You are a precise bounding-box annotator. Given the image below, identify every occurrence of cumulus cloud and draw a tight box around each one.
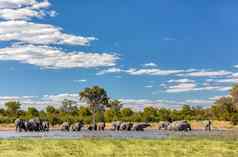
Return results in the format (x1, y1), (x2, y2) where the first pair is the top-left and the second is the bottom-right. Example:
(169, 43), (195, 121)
(168, 78), (195, 83)
(143, 62), (158, 67)
(0, 20), (96, 46)
(164, 81), (231, 93)
(74, 79), (87, 83)
(0, 0), (111, 70)
(178, 70), (232, 77)
(0, 44), (119, 69)
(97, 67), (184, 76)
(0, 0), (52, 20)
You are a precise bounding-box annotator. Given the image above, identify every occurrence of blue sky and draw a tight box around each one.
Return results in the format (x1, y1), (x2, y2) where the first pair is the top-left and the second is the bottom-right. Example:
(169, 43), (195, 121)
(0, 0), (238, 109)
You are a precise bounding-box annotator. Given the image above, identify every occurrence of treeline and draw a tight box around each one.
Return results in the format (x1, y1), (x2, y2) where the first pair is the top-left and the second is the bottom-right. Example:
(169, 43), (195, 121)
(0, 85), (238, 125)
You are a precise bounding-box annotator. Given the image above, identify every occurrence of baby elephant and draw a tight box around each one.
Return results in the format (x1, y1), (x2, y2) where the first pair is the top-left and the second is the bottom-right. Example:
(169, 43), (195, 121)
(70, 122), (84, 131)
(60, 122), (70, 131)
(111, 121), (121, 131)
(120, 122), (133, 131)
(158, 121), (170, 130)
(97, 122), (106, 131)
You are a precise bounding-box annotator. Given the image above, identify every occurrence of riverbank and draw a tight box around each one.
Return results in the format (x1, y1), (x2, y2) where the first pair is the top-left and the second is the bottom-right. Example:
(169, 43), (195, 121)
(1, 120), (237, 131)
(0, 137), (237, 157)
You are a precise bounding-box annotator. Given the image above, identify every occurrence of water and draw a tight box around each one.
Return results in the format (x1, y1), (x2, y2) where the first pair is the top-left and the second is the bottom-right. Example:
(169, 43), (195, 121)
(0, 130), (169, 139)
(0, 129), (233, 139)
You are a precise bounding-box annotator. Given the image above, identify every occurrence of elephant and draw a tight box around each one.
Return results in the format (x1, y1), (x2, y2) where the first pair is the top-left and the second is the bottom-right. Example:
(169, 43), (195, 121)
(88, 124), (97, 131)
(132, 123), (151, 131)
(168, 121), (191, 131)
(70, 122), (84, 131)
(97, 122), (106, 131)
(111, 121), (121, 131)
(60, 122), (70, 131)
(42, 121), (50, 131)
(15, 119), (27, 132)
(203, 120), (212, 131)
(158, 121), (170, 130)
(120, 122), (133, 131)
(22, 118), (40, 132)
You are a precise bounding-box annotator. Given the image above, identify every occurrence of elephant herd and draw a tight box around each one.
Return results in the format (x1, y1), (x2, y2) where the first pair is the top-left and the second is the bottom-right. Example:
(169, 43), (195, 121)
(15, 118), (212, 132)
(60, 121), (151, 131)
(15, 118), (49, 132)
(158, 120), (192, 131)
(158, 120), (212, 131)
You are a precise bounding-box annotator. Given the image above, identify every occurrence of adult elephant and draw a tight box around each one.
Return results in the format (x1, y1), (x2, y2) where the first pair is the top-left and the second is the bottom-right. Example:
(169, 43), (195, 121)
(111, 121), (121, 131)
(132, 123), (151, 131)
(15, 119), (27, 132)
(27, 118), (42, 132)
(42, 121), (50, 131)
(60, 122), (70, 131)
(158, 121), (170, 130)
(97, 122), (106, 131)
(88, 124), (97, 131)
(120, 122), (133, 131)
(168, 120), (191, 131)
(70, 122), (84, 131)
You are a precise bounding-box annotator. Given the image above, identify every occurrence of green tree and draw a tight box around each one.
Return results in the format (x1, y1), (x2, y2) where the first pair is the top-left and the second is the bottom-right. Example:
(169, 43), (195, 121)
(104, 109), (113, 122)
(143, 107), (158, 122)
(180, 105), (193, 120)
(60, 99), (78, 115)
(108, 100), (122, 121)
(5, 101), (21, 117)
(211, 97), (234, 120)
(231, 113), (238, 125)
(46, 105), (57, 114)
(79, 86), (109, 129)
(121, 108), (134, 117)
(26, 107), (39, 118)
(158, 108), (172, 122)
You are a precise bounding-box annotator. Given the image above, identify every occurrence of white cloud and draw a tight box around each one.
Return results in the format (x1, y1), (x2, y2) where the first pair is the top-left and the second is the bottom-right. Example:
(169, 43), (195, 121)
(74, 79), (87, 83)
(209, 96), (224, 101)
(184, 99), (213, 106)
(206, 78), (238, 83)
(144, 85), (153, 88)
(178, 70), (232, 77)
(96, 67), (122, 75)
(143, 62), (158, 67)
(97, 67), (184, 76)
(168, 78), (195, 83)
(0, 20), (96, 46)
(166, 83), (197, 93)
(126, 68), (184, 76)
(165, 81), (231, 93)
(0, 0), (52, 20)
(0, 44), (119, 69)
(234, 65), (238, 68)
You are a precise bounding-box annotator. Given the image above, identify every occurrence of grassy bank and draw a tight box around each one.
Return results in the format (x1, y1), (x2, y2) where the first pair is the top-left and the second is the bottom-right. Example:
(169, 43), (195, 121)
(0, 138), (237, 157)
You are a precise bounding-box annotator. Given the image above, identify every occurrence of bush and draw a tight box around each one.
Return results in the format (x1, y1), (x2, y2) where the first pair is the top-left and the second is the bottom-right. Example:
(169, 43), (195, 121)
(231, 113), (238, 125)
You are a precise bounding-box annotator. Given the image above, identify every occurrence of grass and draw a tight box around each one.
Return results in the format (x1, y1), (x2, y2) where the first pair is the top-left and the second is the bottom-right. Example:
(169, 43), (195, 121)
(0, 138), (237, 157)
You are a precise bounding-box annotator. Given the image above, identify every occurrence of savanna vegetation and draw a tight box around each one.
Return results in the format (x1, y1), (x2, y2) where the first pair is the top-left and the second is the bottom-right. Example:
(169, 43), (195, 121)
(0, 138), (237, 157)
(1, 85), (238, 126)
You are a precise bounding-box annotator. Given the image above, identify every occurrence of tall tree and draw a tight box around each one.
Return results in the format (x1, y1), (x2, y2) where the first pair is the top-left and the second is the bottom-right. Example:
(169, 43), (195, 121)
(79, 86), (109, 130)
(5, 101), (21, 116)
(230, 84), (238, 110)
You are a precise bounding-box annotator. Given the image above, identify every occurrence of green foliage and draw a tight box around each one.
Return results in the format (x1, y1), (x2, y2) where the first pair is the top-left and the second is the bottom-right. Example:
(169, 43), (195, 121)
(5, 101), (21, 116)
(1, 84), (238, 124)
(231, 113), (238, 125)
